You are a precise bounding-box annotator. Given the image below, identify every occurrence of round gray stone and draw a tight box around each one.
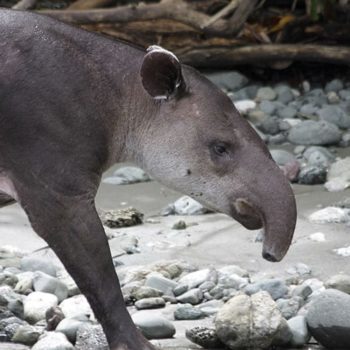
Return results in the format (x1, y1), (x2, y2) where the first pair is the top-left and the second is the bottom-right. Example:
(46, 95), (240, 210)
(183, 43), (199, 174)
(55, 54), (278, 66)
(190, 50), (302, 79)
(288, 120), (341, 145)
(306, 289), (350, 349)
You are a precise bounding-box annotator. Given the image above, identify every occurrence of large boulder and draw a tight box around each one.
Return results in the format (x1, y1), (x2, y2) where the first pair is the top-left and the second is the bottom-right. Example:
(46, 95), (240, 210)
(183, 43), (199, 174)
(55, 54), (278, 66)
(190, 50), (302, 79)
(215, 291), (283, 349)
(306, 289), (350, 349)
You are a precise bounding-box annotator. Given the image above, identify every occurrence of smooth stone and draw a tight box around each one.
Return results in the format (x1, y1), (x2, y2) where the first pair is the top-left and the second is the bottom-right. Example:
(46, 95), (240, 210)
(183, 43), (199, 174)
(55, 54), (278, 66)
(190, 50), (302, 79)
(174, 304), (204, 320)
(56, 317), (88, 343)
(197, 300), (224, 316)
(20, 257), (57, 277)
(0, 272), (18, 288)
(299, 103), (318, 116)
(206, 71), (249, 91)
(287, 316), (310, 347)
(247, 109), (266, 124)
(11, 325), (41, 346)
(75, 324), (108, 350)
(325, 79), (344, 93)
(0, 316), (27, 339)
(33, 272), (68, 303)
(327, 91), (340, 104)
(218, 265), (249, 278)
(0, 344), (30, 350)
(259, 100), (276, 114)
(325, 274), (350, 294)
(325, 157), (350, 192)
(309, 232), (326, 242)
(256, 87), (277, 101)
(177, 288), (203, 305)
(317, 105), (350, 129)
(31, 332), (74, 350)
(59, 295), (93, 319)
(215, 291), (283, 349)
(178, 269), (212, 289)
(303, 146), (335, 167)
(258, 116), (280, 135)
(334, 245), (350, 257)
(309, 207), (350, 224)
(306, 289), (350, 349)
(272, 318), (293, 346)
(234, 100), (256, 114)
(288, 120), (341, 145)
(268, 133), (287, 145)
(277, 106), (297, 119)
(132, 312), (176, 339)
(135, 297), (165, 310)
(186, 326), (225, 349)
(339, 89), (350, 100)
(298, 165), (327, 185)
(15, 272), (34, 294)
(270, 149), (296, 166)
(276, 297), (302, 320)
(162, 196), (210, 215)
(340, 132), (350, 147)
(103, 166), (151, 185)
(24, 292), (58, 324)
(132, 286), (163, 300)
(173, 284), (188, 297)
(275, 85), (294, 104)
(217, 274), (248, 290)
(244, 279), (288, 300)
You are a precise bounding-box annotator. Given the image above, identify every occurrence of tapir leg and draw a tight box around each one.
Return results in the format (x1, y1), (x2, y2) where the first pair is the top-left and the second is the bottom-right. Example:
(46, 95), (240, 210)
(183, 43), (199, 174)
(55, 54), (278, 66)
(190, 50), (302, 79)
(16, 185), (156, 350)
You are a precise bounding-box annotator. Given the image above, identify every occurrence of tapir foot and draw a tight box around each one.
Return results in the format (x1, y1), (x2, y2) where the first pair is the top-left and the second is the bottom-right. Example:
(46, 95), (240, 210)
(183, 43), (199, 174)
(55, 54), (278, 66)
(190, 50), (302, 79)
(110, 333), (158, 350)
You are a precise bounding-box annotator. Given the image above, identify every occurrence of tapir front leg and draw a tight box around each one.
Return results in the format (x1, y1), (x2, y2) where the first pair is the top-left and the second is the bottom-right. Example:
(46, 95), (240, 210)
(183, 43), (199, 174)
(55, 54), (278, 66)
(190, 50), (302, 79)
(17, 187), (156, 350)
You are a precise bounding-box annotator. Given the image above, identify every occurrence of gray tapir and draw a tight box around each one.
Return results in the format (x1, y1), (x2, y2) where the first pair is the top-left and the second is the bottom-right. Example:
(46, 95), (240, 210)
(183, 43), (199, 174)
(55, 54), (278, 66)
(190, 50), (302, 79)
(0, 8), (296, 350)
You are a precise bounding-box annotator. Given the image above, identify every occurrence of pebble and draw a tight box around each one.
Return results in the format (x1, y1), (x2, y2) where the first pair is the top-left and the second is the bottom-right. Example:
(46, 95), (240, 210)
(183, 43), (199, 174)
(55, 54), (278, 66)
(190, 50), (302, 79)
(56, 316), (88, 343)
(234, 100), (256, 114)
(75, 324), (108, 350)
(298, 165), (327, 185)
(215, 291), (282, 349)
(14, 272), (34, 294)
(206, 71), (249, 91)
(277, 106), (297, 119)
(186, 327), (224, 349)
(132, 286), (163, 300)
(11, 325), (41, 346)
(20, 257), (56, 277)
(327, 91), (340, 104)
(325, 274), (350, 294)
(288, 120), (342, 145)
(270, 149), (296, 166)
(259, 100), (276, 114)
(174, 304), (204, 320)
(23, 292), (58, 324)
(31, 332), (74, 350)
(303, 146), (335, 167)
(244, 278), (288, 300)
(309, 206), (350, 224)
(309, 232), (326, 242)
(258, 116), (280, 135)
(177, 288), (203, 305)
(276, 297), (302, 320)
(145, 275), (177, 296)
(306, 289), (350, 349)
(325, 157), (350, 191)
(162, 196), (210, 216)
(178, 269), (212, 289)
(317, 105), (350, 129)
(325, 79), (344, 93)
(275, 85), (294, 104)
(256, 87), (277, 101)
(132, 312), (176, 339)
(135, 297), (165, 310)
(334, 245), (350, 257)
(287, 315), (310, 347)
(102, 166), (151, 185)
(197, 300), (224, 316)
(33, 272), (68, 303)
(59, 295), (93, 319)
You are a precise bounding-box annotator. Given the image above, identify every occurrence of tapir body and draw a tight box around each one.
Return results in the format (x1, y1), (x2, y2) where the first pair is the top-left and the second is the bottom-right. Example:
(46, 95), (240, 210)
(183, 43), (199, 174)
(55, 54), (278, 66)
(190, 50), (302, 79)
(0, 9), (296, 350)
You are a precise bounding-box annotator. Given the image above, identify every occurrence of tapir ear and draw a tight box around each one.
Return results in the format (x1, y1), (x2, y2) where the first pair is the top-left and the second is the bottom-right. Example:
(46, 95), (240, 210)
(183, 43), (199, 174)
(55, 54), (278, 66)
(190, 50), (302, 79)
(141, 45), (184, 100)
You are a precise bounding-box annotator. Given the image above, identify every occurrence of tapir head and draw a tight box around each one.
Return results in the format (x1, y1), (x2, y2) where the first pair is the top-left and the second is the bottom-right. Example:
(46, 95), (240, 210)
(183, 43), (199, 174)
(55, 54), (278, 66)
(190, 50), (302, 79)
(137, 46), (297, 262)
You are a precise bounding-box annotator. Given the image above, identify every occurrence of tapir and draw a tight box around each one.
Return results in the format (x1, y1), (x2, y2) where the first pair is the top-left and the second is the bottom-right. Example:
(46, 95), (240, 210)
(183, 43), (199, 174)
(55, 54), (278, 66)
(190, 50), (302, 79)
(0, 8), (297, 350)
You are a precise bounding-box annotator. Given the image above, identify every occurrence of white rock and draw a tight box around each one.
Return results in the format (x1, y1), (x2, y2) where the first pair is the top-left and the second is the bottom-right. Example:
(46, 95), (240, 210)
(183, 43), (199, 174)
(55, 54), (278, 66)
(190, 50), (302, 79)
(15, 271), (34, 293)
(234, 100), (256, 114)
(59, 295), (94, 320)
(334, 246), (350, 257)
(178, 269), (211, 289)
(32, 331), (74, 350)
(309, 207), (350, 224)
(309, 232), (326, 242)
(325, 157), (350, 191)
(24, 292), (58, 324)
(103, 166), (150, 185)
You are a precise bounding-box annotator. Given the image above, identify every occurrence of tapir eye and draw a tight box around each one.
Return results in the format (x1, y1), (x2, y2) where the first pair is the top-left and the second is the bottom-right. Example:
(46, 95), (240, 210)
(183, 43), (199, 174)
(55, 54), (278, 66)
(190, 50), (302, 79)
(211, 142), (229, 157)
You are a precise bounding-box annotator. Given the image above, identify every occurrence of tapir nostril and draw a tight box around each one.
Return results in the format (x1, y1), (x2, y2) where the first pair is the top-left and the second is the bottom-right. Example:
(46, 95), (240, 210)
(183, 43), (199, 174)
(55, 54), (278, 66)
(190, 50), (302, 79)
(262, 251), (278, 262)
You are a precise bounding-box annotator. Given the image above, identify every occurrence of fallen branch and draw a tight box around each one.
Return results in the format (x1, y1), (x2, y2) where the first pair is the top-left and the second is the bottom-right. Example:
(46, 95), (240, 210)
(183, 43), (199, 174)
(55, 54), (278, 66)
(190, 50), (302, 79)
(68, 0), (115, 10)
(202, 0), (240, 29)
(12, 0), (37, 10)
(179, 44), (350, 68)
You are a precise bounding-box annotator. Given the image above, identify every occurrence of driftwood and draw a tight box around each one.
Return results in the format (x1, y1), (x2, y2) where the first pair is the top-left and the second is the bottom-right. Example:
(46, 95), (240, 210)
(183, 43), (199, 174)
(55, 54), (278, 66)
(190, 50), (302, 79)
(179, 44), (350, 68)
(34, 0), (350, 68)
(12, 0), (37, 10)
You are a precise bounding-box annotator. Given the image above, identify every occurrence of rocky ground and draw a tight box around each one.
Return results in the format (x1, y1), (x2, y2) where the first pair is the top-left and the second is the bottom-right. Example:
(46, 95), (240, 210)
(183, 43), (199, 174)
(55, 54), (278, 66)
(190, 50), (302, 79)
(1, 72), (350, 349)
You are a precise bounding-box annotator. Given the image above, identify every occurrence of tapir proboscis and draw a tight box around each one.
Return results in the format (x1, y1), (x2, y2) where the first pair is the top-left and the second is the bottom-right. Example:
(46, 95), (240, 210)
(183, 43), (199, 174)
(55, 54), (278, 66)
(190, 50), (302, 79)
(0, 9), (297, 350)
